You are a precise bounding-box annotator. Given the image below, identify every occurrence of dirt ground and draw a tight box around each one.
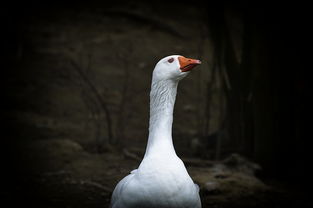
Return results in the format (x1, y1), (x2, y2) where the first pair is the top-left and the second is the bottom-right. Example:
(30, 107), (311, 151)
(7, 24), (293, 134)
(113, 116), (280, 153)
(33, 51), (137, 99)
(3, 139), (310, 208)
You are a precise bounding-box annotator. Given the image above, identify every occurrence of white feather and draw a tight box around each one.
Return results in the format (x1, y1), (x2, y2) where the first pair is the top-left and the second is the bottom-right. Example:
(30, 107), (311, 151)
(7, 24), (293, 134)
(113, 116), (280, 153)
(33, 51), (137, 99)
(110, 55), (201, 208)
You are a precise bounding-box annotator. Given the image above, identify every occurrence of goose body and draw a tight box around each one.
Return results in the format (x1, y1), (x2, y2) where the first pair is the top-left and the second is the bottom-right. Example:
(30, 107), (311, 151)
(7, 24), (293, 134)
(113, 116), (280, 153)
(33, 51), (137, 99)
(110, 55), (202, 208)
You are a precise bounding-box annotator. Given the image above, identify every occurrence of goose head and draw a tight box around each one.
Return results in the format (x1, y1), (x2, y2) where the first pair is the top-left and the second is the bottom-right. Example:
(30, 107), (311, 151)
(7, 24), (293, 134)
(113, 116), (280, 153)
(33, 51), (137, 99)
(153, 55), (201, 81)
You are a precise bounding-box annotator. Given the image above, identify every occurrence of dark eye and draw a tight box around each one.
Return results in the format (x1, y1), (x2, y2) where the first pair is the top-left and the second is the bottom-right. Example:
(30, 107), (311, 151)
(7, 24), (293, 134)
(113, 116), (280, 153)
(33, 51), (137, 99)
(168, 58), (174, 63)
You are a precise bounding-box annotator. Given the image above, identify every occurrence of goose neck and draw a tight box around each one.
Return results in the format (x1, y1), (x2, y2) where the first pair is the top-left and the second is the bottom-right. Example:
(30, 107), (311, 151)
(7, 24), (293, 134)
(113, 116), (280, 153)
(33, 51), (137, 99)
(144, 79), (178, 158)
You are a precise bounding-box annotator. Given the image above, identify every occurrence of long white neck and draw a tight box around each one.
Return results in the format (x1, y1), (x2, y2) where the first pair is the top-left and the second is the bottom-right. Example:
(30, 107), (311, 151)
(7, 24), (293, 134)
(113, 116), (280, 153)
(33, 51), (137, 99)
(144, 78), (179, 158)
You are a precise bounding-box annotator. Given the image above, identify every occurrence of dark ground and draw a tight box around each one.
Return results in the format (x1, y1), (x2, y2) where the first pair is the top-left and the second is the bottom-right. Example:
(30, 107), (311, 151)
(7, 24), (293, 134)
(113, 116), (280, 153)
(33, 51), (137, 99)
(3, 138), (312, 208)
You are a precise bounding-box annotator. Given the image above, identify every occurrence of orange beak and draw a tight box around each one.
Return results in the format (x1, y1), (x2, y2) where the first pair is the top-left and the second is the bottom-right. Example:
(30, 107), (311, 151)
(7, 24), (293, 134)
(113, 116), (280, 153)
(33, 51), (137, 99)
(178, 56), (201, 72)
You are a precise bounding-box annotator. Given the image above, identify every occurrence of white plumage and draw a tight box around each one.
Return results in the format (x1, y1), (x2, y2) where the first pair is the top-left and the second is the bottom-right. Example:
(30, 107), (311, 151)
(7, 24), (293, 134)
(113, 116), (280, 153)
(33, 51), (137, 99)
(110, 55), (202, 208)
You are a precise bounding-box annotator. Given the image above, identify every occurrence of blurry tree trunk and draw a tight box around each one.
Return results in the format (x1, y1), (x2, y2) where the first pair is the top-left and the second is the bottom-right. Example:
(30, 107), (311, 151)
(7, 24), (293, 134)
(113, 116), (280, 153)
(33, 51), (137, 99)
(239, 11), (256, 157)
(206, 4), (227, 159)
(202, 58), (216, 138)
(247, 8), (280, 171)
(206, 3), (258, 159)
(197, 27), (208, 137)
(205, 3), (299, 178)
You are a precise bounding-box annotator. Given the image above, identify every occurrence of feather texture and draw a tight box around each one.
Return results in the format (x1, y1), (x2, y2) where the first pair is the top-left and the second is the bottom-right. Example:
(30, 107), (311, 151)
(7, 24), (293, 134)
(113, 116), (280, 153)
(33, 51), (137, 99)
(110, 55), (201, 208)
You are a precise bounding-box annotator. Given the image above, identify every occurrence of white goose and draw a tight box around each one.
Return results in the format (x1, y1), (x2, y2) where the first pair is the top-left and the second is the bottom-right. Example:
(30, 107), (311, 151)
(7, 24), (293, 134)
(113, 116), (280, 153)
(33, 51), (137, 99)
(110, 55), (202, 208)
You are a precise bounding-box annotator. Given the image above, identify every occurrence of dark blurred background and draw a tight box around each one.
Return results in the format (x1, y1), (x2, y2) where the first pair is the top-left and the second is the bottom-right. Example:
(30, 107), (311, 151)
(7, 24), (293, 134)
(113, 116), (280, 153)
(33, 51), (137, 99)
(2, 1), (311, 207)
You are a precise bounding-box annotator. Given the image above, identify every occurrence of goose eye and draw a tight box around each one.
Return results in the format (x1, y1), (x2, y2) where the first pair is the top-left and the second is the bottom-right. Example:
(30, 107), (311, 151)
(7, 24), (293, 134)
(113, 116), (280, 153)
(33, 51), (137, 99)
(168, 58), (174, 63)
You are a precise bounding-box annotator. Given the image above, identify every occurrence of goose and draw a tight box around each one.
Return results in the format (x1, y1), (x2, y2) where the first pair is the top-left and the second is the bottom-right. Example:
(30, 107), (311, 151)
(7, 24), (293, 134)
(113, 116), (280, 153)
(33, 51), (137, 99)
(110, 55), (202, 208)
